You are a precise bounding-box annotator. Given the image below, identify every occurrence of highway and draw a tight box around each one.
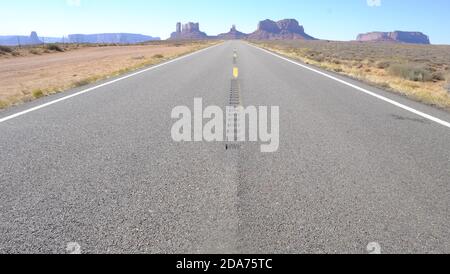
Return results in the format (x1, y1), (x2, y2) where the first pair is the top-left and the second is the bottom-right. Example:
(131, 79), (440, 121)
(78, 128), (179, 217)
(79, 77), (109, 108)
(0, 41), (449, 254)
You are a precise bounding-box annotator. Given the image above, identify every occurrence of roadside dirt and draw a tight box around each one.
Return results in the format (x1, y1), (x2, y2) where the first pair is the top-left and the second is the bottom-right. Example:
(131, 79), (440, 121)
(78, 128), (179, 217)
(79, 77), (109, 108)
(0, 42), (210, 108)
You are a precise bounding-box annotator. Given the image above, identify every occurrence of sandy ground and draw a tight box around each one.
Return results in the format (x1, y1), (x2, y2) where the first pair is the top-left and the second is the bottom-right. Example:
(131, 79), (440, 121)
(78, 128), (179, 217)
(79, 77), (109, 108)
(0, 43), (206, 108)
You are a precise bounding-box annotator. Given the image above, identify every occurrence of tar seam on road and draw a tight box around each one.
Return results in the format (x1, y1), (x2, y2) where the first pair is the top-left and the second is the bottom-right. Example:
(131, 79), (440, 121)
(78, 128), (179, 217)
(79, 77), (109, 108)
(249, 43), (450, 129)
(0, 43), (223, 125)
(226, 50), (242, 150)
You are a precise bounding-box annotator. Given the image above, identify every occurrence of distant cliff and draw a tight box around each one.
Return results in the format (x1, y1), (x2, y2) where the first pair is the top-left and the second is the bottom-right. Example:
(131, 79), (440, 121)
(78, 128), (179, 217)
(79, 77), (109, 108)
(169, 22), (209, 40)
(248, 19), (316, 40)
(0, 31), (42, 46)
(68, 33), (160, 44)
(356, 31), (430, 44)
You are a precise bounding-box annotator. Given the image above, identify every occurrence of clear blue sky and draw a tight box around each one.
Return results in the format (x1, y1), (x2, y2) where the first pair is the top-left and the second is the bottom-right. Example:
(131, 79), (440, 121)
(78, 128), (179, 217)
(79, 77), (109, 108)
(1, 0), (449, 44)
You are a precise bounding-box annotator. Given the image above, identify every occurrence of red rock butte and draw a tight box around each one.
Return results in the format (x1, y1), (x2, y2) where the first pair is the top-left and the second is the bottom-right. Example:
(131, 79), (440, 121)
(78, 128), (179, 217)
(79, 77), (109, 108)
(356, 31), (430, 44)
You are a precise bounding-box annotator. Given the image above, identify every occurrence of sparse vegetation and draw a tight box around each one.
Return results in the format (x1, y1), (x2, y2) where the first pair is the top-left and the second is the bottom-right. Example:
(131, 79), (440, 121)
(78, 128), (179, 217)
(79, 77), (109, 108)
(45, 44), (64, 52)
(389, 64), (432, 82)
(252, 40), (450, 111)
(153, 54), (164, 59)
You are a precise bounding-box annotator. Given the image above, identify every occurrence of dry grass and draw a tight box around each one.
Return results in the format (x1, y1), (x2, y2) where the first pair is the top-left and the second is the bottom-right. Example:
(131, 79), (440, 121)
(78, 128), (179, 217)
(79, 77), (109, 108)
(0, 40), (219, 109)
(251, 40), (450, 111)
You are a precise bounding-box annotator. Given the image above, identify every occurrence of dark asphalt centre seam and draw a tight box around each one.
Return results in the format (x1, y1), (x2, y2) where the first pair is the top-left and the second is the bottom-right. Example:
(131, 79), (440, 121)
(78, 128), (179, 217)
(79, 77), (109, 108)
(226, 49), (243, 149)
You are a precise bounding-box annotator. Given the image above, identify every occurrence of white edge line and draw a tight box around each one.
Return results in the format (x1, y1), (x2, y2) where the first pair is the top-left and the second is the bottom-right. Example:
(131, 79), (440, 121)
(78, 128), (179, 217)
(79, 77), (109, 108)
(249, 43), (450, 129)
(0, 43), (222, 124)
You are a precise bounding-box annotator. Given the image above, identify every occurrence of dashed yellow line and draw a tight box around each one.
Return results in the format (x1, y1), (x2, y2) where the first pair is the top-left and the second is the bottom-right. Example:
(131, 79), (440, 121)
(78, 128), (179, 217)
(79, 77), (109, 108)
(233, 67), (239, 78)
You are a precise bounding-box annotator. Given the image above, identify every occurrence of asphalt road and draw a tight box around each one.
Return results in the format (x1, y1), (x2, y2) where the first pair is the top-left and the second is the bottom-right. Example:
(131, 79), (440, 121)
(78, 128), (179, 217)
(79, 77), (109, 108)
(0, 41), (449, 254)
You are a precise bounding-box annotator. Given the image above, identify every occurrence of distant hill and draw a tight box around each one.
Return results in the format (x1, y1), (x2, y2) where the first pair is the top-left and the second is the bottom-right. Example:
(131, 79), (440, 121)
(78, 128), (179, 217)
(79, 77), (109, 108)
(68, 33), (160, 44)
(356, 31), (430, 44)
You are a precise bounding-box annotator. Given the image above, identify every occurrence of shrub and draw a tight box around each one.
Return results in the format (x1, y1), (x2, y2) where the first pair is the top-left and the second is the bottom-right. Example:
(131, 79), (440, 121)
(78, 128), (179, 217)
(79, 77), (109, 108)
(306, 50), (321, 58)
(29, 49), (41, 55)
(153, 54), (164, 59)
(389, 64), (432, 82)
(45, 44), (64, 52)
(32, 90), (44, 98)
(310, 55), (324, 62)
(73, 79), (91, 87)
(376, 61), (391, 69)
(332, 59), (341, 65)
(0, 100), (8, 109)
(379, 82), (391, 89)
(431, 72), (445, 82)
(0, 45), (13, 53)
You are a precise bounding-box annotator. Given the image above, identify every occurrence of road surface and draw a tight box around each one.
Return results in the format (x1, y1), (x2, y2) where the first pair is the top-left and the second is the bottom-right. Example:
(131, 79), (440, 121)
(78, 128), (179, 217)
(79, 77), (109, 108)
(0, 41), (449, 254)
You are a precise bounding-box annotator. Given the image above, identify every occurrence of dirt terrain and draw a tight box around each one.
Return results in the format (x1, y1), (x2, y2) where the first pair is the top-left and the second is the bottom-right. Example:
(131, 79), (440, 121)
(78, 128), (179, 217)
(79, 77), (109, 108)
(0, 41), (215, 109)
(252, 40), (450, 111)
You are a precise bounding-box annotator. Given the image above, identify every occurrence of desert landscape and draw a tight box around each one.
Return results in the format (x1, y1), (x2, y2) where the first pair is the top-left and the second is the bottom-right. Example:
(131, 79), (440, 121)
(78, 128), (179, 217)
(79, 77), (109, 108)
(0, 41), (217, 109)
(2, 18), (449, 111)
(251, 40), (450, 110)
(1, 0), (450, 256)
(165, 18), (450, 111)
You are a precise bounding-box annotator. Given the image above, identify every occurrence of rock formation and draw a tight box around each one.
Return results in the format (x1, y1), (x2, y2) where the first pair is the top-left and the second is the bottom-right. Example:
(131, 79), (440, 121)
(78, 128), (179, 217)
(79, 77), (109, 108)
(217, 25), (248, 40)
(29, 31), (42, 44)
(356, 31), (430, 44)
(248, 19), (316, 40)
(169, 22), (209, 40)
